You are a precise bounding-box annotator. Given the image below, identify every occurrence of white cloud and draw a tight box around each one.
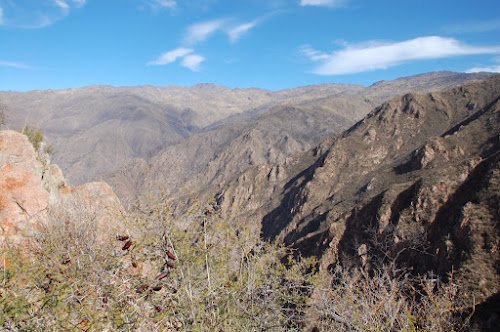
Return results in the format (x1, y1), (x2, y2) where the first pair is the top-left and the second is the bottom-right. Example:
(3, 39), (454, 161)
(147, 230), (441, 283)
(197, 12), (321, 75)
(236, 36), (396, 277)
(303, 36), (500, 75)
(466, 58), (500, 73)
(54, 0), (85, 9)
(300, 0), (347, 7)
(300, 45), (329, 61)
(0, 61), (30, 69)
(0, 0), (86, 28)
(183, 19), (227, 45)
(147, 47), (204, 72)
(181, 54), (205, 71)
(147, 47), (193, 66)
(150, 16), (261, 72)
(54, 0), (69, 9)
(466, 65), (500, 73)
(145, 0), (176, 10)
(183, 18), (261, 45)
(227, 20), (258, 43)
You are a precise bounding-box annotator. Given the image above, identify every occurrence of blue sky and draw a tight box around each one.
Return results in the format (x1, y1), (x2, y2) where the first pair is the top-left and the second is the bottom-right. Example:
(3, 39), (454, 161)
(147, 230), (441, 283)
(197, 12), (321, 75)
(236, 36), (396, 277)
(1, 0), (500, 91)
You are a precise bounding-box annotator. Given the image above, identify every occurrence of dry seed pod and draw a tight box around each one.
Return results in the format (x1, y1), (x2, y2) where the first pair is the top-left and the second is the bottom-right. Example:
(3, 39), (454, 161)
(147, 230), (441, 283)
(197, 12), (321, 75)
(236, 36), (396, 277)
(152, 286), (162, 292)
(136, 284), (149, 293)
(155, 270), (169, 280)
(165, 250), (177, 260)
(131, 254), (138, 268)
(116, 235), (129, 241)
(122, 239), (132, 250)
(166, 261), (175, 269)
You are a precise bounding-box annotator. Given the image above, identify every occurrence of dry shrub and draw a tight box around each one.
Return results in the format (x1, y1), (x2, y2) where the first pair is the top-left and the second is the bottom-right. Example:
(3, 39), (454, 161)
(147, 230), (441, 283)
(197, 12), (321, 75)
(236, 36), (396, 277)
(310, 266), (471, 331)
(0, 190), (473, 331)
(1, 194), (317, 331)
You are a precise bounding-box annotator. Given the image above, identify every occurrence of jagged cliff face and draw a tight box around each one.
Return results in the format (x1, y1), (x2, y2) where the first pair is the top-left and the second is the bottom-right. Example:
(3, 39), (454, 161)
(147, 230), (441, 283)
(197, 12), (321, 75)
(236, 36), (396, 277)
(0, 130), (123, 244)
(215, 75), (500, 304)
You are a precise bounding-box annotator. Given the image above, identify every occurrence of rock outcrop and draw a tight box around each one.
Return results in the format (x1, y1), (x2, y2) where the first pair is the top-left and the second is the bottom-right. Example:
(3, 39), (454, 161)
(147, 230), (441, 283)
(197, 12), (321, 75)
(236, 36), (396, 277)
(0, 130), (123, 244)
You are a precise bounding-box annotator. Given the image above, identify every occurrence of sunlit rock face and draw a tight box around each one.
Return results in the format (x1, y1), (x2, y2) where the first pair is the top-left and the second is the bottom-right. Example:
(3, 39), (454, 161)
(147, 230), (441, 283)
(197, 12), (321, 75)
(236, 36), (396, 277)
(0, 130), (123, 244)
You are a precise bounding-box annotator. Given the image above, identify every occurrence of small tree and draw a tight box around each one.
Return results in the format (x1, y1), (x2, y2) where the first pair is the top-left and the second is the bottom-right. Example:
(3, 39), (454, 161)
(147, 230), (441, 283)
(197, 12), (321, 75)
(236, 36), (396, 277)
(0, 101), (6, 128)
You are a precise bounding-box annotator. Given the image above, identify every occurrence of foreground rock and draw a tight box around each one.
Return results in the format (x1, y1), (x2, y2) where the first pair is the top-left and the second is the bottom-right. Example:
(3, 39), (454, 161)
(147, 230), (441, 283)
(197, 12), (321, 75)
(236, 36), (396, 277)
(0, 130), (123, 244)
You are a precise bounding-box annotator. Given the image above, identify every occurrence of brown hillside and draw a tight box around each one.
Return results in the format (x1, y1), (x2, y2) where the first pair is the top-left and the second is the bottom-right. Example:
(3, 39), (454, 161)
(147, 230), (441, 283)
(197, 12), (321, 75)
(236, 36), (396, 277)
(212, 75), (500, 327)
(104, 72), (493, 206)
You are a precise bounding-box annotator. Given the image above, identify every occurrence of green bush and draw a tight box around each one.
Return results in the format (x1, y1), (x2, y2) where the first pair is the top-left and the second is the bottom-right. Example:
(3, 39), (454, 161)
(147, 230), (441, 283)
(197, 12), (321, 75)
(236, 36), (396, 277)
(20, 125), (44, 152)
(0, 104), (6, 127)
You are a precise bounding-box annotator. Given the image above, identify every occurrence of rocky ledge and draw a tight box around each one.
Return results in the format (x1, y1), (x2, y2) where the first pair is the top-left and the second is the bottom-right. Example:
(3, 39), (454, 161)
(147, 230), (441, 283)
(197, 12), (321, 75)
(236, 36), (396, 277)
(0, 130), (123, 244)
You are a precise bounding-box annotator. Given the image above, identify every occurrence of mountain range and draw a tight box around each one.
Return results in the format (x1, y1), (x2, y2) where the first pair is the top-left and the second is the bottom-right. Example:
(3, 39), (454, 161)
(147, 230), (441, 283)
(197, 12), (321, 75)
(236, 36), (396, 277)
(0, 71), (492, 188)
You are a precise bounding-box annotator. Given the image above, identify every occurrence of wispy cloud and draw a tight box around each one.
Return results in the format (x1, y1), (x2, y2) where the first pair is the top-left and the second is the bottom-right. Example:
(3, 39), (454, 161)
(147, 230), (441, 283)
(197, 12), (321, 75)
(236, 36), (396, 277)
(466, 57), (500, 73)
(0, 61), (31, 69)
(300, 45), (330, 61)
(184, 17), (262, 45)
(151, 16), (262, 72)
(299, 0), (347, 8)
(147, 47), (204, 72)
(54, 0), (86, 9)
(302, 36), (500, 75)
(54, 0), (70, 10)
(183, 19), (227, 45)
(147, 47), (193, 66)
(181, 54), (205, 71)
(144, 0), (176, 10)
(444, 19), (500, 34)
(0, 0), (86, 28)
(466, 64), (500, 73)
(227, 20), (258, 43)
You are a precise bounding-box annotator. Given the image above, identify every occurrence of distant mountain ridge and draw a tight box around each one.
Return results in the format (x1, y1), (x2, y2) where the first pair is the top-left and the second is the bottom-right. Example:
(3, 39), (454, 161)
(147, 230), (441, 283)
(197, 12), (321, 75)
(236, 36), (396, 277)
(0, 81), (365, 184)
(102, 71), (493, 205)
(0, 71), (492, 187)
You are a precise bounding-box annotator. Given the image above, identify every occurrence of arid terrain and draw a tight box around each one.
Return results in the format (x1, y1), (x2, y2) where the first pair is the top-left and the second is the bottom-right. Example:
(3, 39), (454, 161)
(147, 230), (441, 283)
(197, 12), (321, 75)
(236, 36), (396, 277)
(1, 71), (499, 330)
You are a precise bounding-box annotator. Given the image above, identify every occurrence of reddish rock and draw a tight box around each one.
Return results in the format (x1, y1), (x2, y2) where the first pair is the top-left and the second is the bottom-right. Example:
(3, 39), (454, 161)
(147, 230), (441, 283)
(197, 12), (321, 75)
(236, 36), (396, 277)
(0, 130), (123, 244)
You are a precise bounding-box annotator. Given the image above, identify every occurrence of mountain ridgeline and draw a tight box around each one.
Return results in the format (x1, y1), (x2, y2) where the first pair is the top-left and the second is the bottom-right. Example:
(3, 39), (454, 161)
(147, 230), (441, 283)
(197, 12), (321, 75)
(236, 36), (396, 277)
(0, 71), (492, 186)
(101, 71), (493, 205)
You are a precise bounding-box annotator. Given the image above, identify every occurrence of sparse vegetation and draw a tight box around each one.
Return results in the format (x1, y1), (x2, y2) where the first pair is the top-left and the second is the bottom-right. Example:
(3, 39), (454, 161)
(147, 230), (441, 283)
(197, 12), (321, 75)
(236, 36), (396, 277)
(0, 101), (6, 128)
(0, 194), (317, 330)
(20, 125), (45, 152)
(0, 192), (473, 331)
(18, 125), (54, 172)
(310, 267), (470, 331)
